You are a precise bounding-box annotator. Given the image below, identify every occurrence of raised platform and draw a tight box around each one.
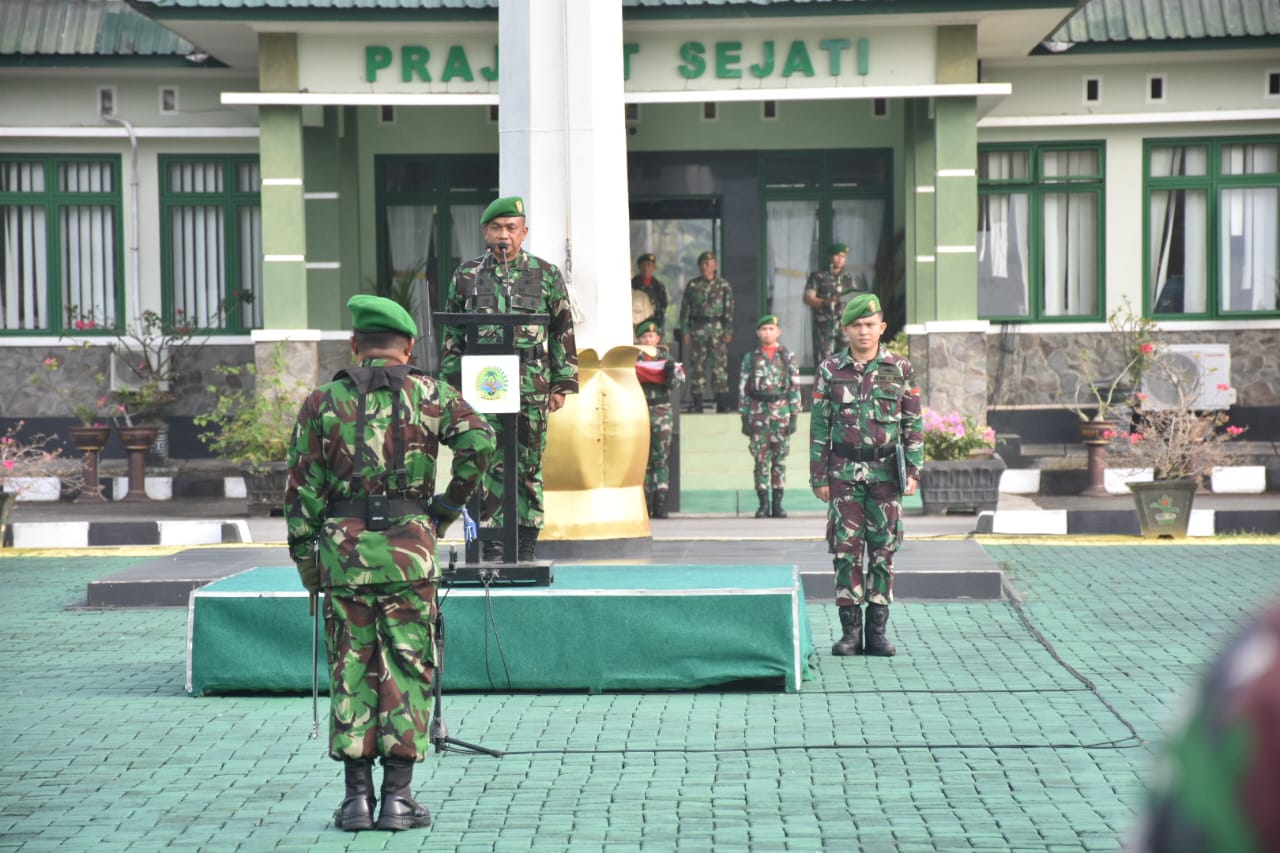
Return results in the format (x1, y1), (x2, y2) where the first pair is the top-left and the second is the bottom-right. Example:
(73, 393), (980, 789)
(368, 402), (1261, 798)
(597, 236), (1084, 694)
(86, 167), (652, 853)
(186, 563), (816, 696)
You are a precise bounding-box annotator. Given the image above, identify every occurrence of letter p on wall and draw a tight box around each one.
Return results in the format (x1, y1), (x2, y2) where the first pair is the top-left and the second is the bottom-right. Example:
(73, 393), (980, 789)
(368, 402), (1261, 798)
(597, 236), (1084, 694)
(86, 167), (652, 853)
(365, 45), (393, 82)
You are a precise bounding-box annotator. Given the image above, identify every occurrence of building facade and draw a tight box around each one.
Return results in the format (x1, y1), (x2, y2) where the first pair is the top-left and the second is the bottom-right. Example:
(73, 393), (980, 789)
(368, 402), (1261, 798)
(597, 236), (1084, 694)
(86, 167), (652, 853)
(2, 0), (1277, 451)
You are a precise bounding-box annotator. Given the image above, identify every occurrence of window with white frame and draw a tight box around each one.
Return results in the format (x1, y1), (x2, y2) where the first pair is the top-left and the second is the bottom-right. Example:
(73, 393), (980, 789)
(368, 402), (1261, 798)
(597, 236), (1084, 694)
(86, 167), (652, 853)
(159, 156), (262, 330)
(0, 156), (121, 334)
(977, 143), (1104, 321)
(1146, 137), (1279, 317)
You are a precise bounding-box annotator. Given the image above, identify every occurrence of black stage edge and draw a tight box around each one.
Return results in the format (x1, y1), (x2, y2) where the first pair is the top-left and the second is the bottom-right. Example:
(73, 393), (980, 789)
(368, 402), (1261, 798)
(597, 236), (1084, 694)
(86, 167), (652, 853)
(86, 546), (287, 607)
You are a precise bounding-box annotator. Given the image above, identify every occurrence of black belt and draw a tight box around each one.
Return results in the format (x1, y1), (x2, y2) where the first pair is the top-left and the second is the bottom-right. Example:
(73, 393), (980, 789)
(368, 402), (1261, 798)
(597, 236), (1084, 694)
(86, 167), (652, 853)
(749, 392), (782, 401)
(518, 345), (547, 363)
(329, 498), (428, 518)
(830, 443), (895, 462)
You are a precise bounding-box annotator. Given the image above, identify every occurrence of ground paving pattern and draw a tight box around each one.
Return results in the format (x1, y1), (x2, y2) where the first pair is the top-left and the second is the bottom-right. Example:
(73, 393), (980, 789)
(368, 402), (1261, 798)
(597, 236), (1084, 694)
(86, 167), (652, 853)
(2, 540), (1278, 851)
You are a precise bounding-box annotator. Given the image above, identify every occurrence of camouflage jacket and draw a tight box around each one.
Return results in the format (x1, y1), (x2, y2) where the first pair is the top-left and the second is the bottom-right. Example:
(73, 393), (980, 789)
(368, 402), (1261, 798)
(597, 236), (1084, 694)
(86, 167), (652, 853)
(738, 345), (801, 420)
(285, 359), (496, 588)
(441, 249), (579, 396)
(805, 268), (869, 331)
(809, 347), (924, 487)
(631, 275), (669, 330)
(679, 276), (734, 332)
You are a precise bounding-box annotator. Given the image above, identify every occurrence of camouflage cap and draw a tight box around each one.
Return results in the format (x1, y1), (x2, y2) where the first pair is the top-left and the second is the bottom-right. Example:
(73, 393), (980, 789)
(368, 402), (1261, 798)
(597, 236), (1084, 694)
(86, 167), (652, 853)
(636, 253), (656, 265)
(482, 195), (525, 224)
(756, 314), (780, 329)
(347, 294), (418, 337)
(697, 251), (716, 265)
(635, 319), (660, 338)
(828, 242), (849, 256)
(841, 292), (882, 325)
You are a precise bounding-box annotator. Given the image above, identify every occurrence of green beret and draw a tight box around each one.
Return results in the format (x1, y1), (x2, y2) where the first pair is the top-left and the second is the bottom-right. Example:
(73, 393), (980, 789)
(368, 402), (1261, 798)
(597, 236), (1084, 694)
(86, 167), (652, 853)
(697, 251), (716, 265)
(756, 314), (780, 329)
(841, 293), (882, 326)
(347, 294), (418, 337)
(637, 253), (655, 265)
(481, 196), (525, 225)
(635, 319), (660, 338)
(828, 242), (849, 256)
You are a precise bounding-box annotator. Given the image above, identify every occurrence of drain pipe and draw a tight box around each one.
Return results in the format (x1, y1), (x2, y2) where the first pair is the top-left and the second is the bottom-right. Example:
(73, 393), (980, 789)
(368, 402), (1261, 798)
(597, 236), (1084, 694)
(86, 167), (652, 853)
(101, 113), (141, 326)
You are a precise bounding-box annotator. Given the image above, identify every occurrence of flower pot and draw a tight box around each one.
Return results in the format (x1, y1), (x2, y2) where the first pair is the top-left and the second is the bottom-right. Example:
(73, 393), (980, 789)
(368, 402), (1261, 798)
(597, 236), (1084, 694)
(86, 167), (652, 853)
(920, 455), (1006, 515)
(242, 462), (288, 517)
(1128, 479), (1197, 539)
(67, 425), (112, 496)
(117, 426), (159, 502)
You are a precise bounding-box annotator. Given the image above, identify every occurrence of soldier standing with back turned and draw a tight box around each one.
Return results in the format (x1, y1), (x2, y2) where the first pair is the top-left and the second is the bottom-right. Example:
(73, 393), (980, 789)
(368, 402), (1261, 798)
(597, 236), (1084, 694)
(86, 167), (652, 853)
(285, 295), (495, 832)
(810, 293), (922, 658)
(680, 250), (734, 413)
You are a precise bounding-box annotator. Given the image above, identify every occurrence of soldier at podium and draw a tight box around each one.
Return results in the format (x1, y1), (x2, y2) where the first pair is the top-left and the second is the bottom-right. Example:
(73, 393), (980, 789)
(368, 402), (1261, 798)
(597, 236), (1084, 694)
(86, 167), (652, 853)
(440, 196), (579, 562)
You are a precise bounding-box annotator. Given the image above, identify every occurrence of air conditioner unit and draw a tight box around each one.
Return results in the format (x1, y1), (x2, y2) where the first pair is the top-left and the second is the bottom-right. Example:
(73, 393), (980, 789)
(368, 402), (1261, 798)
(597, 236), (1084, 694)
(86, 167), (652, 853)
(1140, 344), (1235, 411)
(109, 348), (169, 392)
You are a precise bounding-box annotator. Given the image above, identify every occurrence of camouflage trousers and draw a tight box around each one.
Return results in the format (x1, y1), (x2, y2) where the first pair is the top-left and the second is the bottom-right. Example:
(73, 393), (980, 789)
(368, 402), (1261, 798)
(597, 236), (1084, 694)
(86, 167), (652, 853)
(480, 396), (549, 529)
(687, 325), (730, 397)
(645, 400), (674, 496)
(325, 582), (437, 762)
(825, 478), (903, 606)
(747, 412), (790, 491)
(812, 318), (842, 364)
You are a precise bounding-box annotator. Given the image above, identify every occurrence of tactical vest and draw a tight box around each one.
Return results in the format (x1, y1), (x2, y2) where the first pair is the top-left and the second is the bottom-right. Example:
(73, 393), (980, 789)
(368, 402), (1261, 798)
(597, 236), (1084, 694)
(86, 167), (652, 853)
(457, 263), (544, 314)
(745, 347), (793, 400)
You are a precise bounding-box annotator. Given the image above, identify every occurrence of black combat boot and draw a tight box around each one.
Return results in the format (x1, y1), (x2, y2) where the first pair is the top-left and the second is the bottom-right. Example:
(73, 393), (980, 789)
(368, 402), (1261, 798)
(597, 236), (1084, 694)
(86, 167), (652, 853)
(645, 491), (655, 518)
(334, 758), (376, 832)
(375, 757), (432, 831)
(864, 603), (897, 657)
(651, 490), (669, 519)
(715, 397), (734, 414)
(770, 488), (787, 518)
(481, 539), (503, 562)
(517, 526), (539, 562)
(690, 393), (703, 413)
(830, 606), (863, 656)
(754, 490), (770, 518)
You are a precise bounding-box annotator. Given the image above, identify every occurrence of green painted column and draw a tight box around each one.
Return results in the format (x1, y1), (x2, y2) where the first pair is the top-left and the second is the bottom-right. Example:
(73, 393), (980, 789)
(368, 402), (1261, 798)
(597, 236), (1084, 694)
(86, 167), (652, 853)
(905, 99), (936, 327)
(257, 33), (309, 330)
(302, 106), (344, 331)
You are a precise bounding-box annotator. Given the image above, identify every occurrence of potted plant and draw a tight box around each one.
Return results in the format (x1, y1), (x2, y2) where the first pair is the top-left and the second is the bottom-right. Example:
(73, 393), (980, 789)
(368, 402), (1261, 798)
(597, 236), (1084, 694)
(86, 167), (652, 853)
(918, 409), (1004, 515)
(1, 422), (92, 544)
(1105, 376), (1247, 539)
(193, 342), (309, 516)
(28, 347), (117, 494)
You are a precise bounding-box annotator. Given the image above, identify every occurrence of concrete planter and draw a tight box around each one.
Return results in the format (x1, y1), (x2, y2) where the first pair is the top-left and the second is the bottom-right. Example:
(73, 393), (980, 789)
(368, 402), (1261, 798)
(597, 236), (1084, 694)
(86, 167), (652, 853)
(921, 455), (1007, 515)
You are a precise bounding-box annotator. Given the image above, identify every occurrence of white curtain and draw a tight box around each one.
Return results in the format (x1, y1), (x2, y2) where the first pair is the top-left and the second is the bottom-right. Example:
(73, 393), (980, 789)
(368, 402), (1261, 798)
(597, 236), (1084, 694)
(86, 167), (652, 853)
(977, 152), (1030, 317)
(1, 205), (48, 330)
(451, 204), (484, 263)
(831, 199), (885, 286)
(1042, 192), (1097, 317)
(386, 204), (435, 279)
(59, 205), (116, 325)
(170, 205), (225, 327)
(765, 200), (818, 367)
(1149, 146), (1208, 313)
(1220, 143), (1278, 312)
(238, 206), (263, 328)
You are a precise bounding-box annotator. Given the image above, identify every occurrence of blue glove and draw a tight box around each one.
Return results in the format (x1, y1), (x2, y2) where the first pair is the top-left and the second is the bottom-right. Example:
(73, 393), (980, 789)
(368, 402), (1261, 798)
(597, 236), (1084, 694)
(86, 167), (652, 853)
(427, 494), (464, 538)
(460, 506), (477, 543)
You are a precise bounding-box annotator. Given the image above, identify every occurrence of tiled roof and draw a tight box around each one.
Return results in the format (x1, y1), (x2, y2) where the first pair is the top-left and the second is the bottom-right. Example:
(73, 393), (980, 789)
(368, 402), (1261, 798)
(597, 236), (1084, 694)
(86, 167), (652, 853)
(1050, 0), (1280, 43)
(0, 0), (193, 56)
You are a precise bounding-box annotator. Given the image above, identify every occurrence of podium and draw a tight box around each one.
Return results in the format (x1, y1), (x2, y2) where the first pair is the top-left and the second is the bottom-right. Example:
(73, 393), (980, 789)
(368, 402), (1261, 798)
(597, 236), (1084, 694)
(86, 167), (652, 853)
(435, 310), (550, 576)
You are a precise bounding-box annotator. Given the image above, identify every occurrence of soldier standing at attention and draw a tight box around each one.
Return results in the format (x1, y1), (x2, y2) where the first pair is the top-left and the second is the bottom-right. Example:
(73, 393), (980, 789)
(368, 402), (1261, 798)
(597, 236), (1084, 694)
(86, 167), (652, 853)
(810, 293), (922, 658)
(738, 314), (801, 519)
(679, 250), (734, 413)
(803, 242), (870, 364)
(440, 196), (578, 562)
(285, 295), (495, 832)
(630, 253), (668, 334)
(634, 319), (682, 519)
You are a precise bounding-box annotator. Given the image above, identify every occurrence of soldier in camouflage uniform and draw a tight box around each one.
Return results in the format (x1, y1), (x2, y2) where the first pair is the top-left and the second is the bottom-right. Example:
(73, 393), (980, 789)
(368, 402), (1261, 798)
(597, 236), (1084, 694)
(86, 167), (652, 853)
(631, 253), (669, 334)
(738, 314), (801, 519)
(286, 295), (495, 832)
(1138, 602), (1280, 851)
(810, 293), (922, 658)
(679, 250), (734, 413)
(635, 319), (682, 519)
(440, 196), (578, 562)
(803, 242), (871, 364)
